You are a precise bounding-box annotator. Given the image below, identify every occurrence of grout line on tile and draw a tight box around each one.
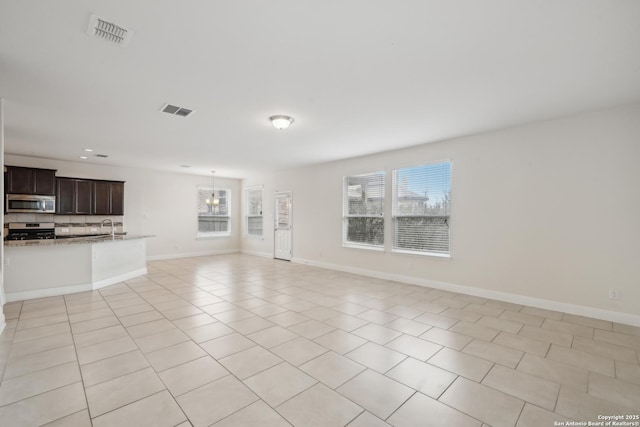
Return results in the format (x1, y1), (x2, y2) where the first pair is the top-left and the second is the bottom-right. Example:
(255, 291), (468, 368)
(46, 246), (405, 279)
(88, 389), (179, 422)
(380, 390), (417, 422)
(0, 380), (85, 410)
(61, 297), (93, 419)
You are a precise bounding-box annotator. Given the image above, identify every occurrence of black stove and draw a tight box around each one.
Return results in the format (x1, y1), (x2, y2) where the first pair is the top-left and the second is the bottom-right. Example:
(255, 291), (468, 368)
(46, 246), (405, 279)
(6, 223), (56, 241)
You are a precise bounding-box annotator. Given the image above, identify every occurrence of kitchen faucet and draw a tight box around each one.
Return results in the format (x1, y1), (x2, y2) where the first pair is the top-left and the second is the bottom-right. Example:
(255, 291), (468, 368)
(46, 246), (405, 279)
(101, 219), (115, 238)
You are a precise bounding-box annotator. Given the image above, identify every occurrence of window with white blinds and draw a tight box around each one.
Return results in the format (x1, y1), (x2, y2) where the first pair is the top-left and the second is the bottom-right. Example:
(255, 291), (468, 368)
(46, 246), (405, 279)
(392, 162), (451, 256)
(245, 186), (263, 237)
(343, 171), (385, 249)
(197, 186), (231, 237)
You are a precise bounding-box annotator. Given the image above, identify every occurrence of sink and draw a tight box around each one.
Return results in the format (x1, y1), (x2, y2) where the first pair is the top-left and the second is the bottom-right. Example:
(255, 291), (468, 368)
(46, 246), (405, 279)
(56, 233), (126, 240)
(55, 234), (114, 241)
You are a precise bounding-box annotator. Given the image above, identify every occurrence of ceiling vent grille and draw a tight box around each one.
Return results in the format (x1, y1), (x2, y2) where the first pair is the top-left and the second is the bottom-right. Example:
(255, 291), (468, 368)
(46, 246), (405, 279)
(87, 14), (133, 46)
(161, 104), (195, 118)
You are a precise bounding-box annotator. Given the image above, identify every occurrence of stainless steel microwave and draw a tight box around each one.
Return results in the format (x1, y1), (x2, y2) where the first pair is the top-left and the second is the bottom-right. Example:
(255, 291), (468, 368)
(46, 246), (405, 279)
(6, 194), (56, 213)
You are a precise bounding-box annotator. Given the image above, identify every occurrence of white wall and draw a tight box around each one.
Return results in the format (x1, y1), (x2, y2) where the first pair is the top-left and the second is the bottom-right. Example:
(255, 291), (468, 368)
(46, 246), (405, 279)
(4, 155), (241, 259)
(242, 104), (640, 321)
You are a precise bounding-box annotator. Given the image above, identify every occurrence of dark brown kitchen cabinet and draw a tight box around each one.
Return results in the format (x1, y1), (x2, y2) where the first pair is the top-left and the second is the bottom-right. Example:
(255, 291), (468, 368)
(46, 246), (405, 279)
(56, 178), (93, 215)
(75, 180), (93, 214)
(93, 181), (110, 214)
(92, 181), (124, 215)
(6, 166), (56, 195)
(109, 181), (124, 215)
(56, 178), (76, 214)
(57, 177), (125, 215)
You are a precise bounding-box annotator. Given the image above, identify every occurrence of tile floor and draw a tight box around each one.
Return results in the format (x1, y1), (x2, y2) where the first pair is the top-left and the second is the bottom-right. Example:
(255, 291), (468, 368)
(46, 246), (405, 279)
(0, 254), (639, 427)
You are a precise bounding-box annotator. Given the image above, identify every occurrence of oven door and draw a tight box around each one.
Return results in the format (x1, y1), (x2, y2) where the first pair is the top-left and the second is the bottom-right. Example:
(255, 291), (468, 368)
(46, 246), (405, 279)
(6, 195), (56, 213)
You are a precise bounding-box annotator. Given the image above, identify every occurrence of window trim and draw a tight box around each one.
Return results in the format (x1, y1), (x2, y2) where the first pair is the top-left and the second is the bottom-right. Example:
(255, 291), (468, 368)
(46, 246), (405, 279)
(391, 247), (451, 259)
(244, 185), (264, 239)
(197, 185), (231, 238)
(343, 241), (385, 251)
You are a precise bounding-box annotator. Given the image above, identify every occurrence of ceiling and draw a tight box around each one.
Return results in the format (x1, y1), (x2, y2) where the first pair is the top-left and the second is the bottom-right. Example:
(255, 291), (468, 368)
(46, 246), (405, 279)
(1, 1), (639, 179)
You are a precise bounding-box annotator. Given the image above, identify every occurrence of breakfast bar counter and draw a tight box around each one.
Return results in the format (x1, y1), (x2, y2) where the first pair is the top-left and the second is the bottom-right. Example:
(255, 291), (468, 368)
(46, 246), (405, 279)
(4, 234), (151, 247)
(3, 235), (152, 302)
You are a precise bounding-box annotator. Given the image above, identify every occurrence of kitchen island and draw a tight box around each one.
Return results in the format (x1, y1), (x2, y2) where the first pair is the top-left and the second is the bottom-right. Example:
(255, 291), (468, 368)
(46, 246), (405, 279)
(4, 235), (152, 302)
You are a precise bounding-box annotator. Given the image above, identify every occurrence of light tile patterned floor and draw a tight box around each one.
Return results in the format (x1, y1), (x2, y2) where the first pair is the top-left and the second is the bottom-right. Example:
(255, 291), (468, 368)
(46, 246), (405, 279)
(1, 254), (639, 427)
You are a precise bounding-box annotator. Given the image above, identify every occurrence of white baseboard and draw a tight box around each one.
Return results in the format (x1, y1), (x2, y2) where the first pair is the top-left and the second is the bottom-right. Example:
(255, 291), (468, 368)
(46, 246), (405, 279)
(92, 268), (148, 290)
(5, 268), (148, 302)
(241, 249), (273, 259)
(291, 257), (640, 327)
(6, 284), (93, 302)
(0, 313), (6, 336)
(146, 249), (240, 261)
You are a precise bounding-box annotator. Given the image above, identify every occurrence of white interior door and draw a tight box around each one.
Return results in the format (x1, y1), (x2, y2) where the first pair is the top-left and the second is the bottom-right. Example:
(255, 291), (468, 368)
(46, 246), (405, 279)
(274, 192), (292, 261)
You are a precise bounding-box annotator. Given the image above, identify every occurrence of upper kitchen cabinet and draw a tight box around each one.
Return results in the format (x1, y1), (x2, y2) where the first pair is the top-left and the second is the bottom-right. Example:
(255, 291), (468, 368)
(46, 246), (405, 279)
(93, 181), (110, 214)
(57, 177), (124, 215)
(75, 179), (93, 214)
(56, 177), (93, 215)
(56, 178), (75, 214)
(93, 180), (125, 215)
(110, 181), (124, 215)
(6, 166), (56, 195)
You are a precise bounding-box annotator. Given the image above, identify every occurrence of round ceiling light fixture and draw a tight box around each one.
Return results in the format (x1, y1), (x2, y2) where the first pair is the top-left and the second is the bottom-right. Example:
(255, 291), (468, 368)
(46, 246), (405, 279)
(269, 115), (294, 130)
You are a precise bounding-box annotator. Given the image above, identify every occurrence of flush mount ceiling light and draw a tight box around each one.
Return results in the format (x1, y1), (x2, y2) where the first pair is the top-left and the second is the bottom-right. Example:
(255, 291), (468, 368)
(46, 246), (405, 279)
(270, 115), (294, 130)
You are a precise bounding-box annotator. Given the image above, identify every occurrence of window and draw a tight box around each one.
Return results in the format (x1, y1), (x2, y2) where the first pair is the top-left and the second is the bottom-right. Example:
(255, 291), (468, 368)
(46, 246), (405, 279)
(392, 162), (451, 256)
(197, 186), (231, 237)
(343, 171), (385, 249)
(245, 186), (263, 237)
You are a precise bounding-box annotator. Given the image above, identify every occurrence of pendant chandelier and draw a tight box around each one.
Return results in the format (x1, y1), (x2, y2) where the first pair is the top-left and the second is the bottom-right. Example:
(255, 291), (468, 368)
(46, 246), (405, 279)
(206, 171), (219, 211)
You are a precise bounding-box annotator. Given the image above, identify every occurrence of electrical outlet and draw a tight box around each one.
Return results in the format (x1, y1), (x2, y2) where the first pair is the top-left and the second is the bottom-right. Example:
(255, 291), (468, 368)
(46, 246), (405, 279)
(608, 289), (620, 300)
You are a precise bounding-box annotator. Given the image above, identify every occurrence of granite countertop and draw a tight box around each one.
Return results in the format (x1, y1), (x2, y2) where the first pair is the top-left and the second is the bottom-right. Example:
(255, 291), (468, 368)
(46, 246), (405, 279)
(5, 234), (154, 247)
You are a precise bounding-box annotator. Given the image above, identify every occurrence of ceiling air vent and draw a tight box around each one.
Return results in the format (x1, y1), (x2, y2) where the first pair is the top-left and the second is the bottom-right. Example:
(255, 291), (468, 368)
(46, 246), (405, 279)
(161, 104), (195, 118)
(87, 14), (133, 46)
(95, 154), (109, 158)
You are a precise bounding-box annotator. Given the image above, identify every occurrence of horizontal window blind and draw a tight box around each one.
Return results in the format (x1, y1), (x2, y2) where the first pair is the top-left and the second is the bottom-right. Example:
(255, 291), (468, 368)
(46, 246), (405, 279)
(392, 162), (450, 255)
(198, 187), (231, 235)
(247, 217), (263, 236)
(343, 171), (385, 247)
(246, 187), (263, 237)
